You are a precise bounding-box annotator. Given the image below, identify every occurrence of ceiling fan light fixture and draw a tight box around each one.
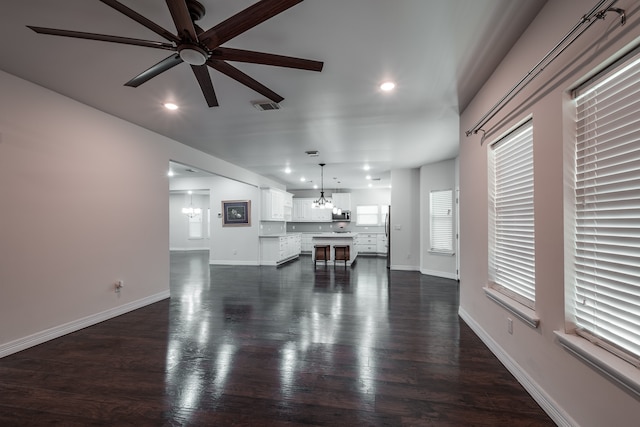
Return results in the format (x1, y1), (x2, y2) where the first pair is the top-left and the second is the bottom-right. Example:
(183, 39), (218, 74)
(178, 45), (208, 66)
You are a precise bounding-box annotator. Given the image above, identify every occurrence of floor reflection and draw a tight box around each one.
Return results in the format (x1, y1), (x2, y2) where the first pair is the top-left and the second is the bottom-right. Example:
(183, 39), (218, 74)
(165, 252), (464, 424)
(166, 253), (393, 414)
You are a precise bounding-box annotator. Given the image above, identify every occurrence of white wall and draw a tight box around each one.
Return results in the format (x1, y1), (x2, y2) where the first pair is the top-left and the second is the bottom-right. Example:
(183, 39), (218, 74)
(170, 176), (261, 265)
(390, 168), (421, 271)
(459, 1), (640, 425)
(0, 70), (280, 356)
(420, 159), (457, 279)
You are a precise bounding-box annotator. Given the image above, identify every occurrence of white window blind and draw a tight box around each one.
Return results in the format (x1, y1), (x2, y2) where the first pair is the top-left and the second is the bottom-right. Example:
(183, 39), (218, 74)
(356, 205), (380, 226)
(489, 121), (535, 308)
(430, 190), (453, 252)
(571, 54), (640, 362)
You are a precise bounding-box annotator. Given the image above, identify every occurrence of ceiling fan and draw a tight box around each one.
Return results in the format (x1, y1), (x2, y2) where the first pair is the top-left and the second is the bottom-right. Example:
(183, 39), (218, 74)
(27, 0), (323, 107)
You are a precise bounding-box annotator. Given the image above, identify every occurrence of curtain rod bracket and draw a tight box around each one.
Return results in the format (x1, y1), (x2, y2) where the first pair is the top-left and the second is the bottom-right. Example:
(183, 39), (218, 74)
(464, 0), (623, 139)
(609, 7), (626, 25)
(595, 7), (626, 25)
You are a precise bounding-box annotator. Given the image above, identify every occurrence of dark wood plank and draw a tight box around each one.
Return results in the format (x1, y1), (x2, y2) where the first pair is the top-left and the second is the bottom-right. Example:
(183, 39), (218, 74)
(0, 252), (555, 426)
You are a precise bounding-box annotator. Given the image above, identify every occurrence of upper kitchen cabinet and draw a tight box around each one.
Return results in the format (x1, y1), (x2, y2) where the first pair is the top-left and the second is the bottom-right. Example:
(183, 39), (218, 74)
(292, 198), (332, 222)
(332, 193), (351, 211)
(261, 188), (293, 221)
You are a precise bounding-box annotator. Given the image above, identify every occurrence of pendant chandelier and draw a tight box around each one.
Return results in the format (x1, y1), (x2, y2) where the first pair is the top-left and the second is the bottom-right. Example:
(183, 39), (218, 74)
(312, 163), (333, 209)
(182, 191), (203, 218)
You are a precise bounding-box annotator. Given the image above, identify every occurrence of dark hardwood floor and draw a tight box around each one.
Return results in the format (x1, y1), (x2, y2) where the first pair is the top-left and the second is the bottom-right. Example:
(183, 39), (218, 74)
(0, 252), (555, 426)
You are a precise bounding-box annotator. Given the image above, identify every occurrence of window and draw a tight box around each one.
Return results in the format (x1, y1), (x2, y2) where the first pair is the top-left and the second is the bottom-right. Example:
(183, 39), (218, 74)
(568, 53), (640, 364)
(430, 189), (453, 253)
(356, 205), (380, 226)
(488, 120), (535, 308)
(188, 212), (203, 239)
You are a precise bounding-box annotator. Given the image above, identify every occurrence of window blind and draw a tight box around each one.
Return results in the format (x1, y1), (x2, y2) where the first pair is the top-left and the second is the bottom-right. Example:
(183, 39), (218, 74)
(572, 54), (640, 361)
(430, 189), (453, 252)
(489, 121), (535, 307)
(356, 205), (379, 226)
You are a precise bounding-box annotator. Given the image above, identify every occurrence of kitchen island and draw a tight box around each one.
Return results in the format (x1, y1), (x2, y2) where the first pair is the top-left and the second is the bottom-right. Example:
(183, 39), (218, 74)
(311, 232), (358, 266)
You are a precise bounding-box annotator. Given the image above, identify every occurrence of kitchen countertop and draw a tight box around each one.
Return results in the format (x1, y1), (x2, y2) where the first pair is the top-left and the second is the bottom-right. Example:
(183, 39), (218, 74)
(310, 232), (358, 238)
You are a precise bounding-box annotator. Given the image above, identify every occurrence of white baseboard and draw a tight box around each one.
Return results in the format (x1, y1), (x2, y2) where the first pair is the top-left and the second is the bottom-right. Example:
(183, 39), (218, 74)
(209, 259), (259, 266)
(0, 290), (170, 359)
(420, 268), (457, 280)
(169, 247), (209, 251)
(390, 264), (420, 271)
(458, 307), (577, 427)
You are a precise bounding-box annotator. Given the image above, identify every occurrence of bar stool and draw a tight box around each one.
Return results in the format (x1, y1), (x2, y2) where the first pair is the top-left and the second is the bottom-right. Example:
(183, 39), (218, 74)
(333, 245), (350, 268)
(314, 245), (330, 268)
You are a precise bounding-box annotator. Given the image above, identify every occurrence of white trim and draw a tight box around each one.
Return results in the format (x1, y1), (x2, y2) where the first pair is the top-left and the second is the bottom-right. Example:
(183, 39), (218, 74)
(459, 308), (577, 427)
(0, 290), (170, 359)
(209, 259), (260, 266)
(420, 269), (458, 280)
(484, 286), (540, 328)
(390, 264), (420, 272)
(427, 250), (455, 256)
(259, 255), (301, 266)
(170, 247), (209, 251)
(554, 331), (640, 399)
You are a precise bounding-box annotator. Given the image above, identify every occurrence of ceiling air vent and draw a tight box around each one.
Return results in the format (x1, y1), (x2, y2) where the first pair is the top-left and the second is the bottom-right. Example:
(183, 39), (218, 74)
(305, 150), (319, 157)
(252, 100), (281, 111)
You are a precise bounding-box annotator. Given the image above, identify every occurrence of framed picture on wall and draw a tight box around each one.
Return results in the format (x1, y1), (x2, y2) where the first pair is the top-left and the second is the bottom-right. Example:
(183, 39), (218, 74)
(222, 200), (251, 227)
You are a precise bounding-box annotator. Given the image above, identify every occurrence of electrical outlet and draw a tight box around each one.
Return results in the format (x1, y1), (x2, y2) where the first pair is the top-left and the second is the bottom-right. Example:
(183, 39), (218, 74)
(507, 317), (513, 335)
(115, 280), (124, 293)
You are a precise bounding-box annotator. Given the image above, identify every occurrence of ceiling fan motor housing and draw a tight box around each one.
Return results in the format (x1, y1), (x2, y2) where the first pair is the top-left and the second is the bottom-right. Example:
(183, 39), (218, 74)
(178, 44), (209, 65)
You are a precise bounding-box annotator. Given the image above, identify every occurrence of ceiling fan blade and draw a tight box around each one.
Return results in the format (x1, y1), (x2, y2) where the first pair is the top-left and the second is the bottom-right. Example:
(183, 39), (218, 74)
(200, 0), (303, 50)
(208, 59), (284, 103)
(191, 65), (219, 107)
(27, 26), (175, 51)
(212, 47), (323, 72)
(125, 54), (183, 87)
(166, 0), (198, 42)
(99, 0), (180, 44)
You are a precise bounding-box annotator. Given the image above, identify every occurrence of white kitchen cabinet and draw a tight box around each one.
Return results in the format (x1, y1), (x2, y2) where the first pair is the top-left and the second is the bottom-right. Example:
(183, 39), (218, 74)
(260, 234), (301, 265)
(292, 198), (332, 222)
(310, 206), (332, 222)
(261, 188), (293, 221)
(283, 192), (293, 222)
(331, 193), (351, 211)
(292, 198), (311, 221)
(356, 233), (380, 254)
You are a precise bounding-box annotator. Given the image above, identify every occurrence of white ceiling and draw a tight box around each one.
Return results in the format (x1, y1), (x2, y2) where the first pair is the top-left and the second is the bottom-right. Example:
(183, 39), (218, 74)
(0, 0), (546, 190)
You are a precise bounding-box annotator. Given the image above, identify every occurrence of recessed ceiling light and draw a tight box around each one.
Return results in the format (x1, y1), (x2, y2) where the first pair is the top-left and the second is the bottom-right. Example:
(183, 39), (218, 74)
(313, 184), (318, 189)
(368, 183), (373, 188)
(167, 170), (175, 177)
(164, 102), (179, 110)
(366, 175), (372, 180)
(285, 167), (292, 174)
(363, 165), (370, 171)
(300, 177), (306, 182)
(380, 81), (396, 92)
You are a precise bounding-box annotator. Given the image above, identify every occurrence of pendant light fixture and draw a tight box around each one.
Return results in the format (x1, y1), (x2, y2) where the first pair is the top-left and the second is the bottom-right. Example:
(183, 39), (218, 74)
(312, 163), (333, 209)
(182, 191), (203, 218)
